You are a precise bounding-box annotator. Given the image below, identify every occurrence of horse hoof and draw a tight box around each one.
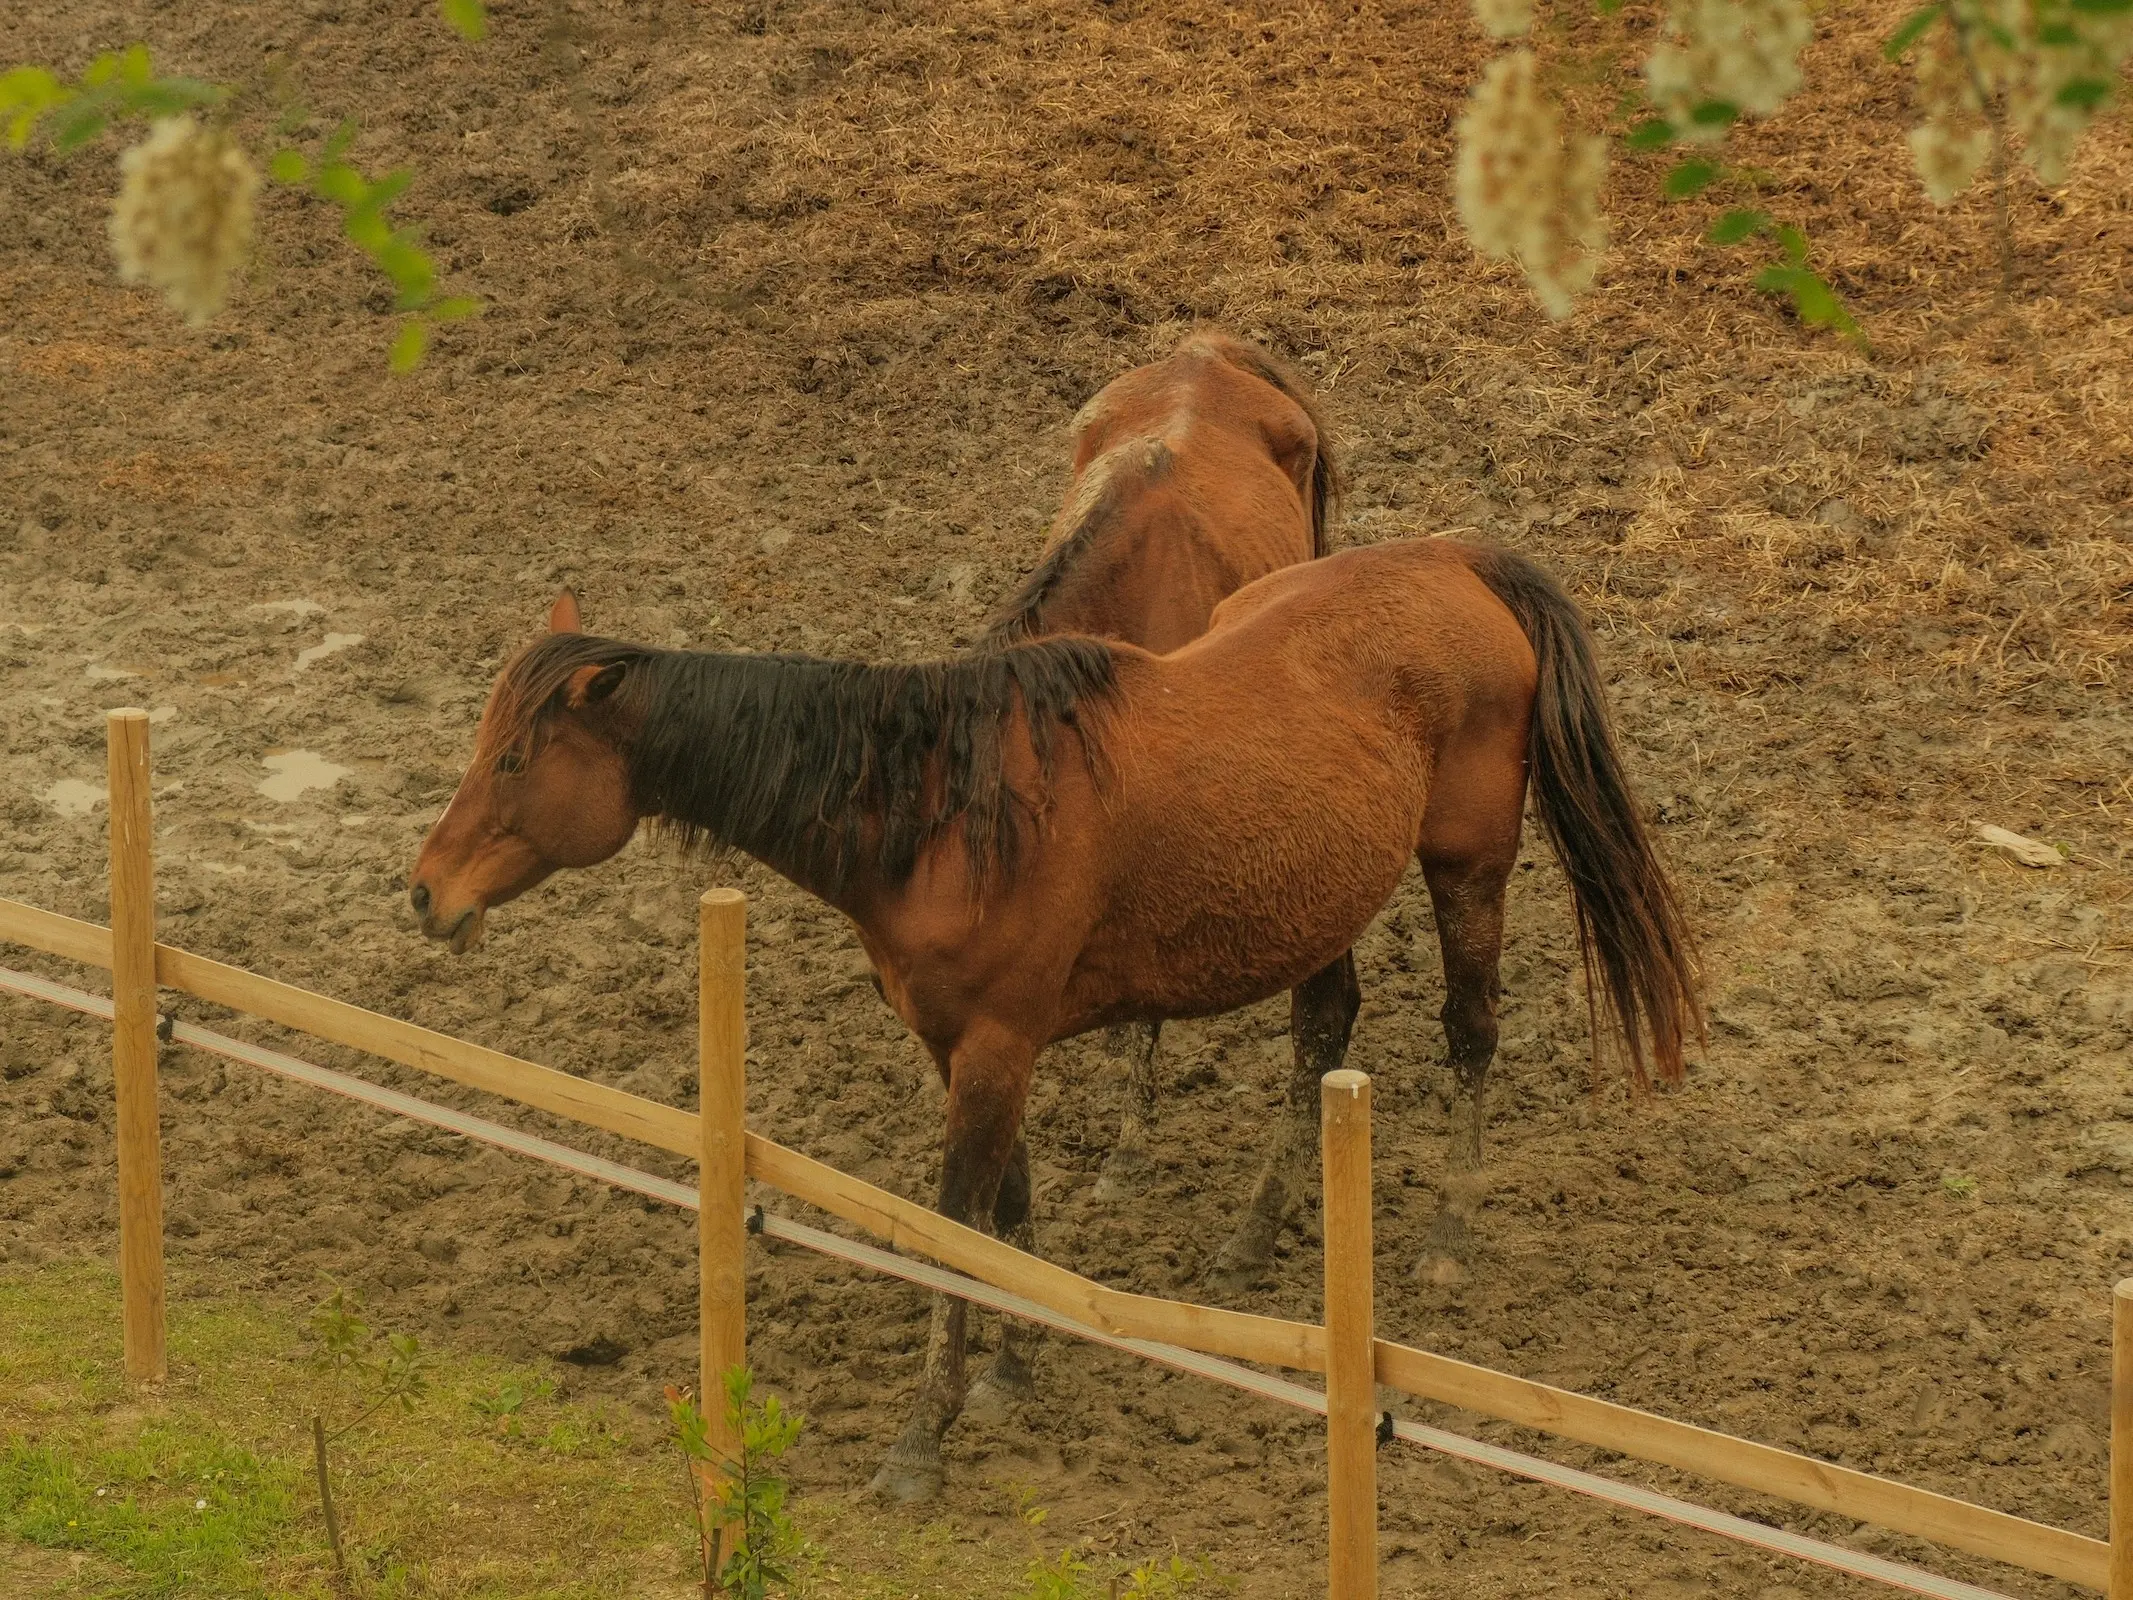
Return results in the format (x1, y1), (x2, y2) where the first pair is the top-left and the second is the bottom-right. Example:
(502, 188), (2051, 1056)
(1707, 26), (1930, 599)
(1417, 1211), (1474, 1285)
(965, 1375), (1026, 1424)
(1419, 1254), (1469, 1287)
(1092, 1144), (1152, 1204)
(868, 1451), (945, 1505)
(966, 1345), (1037, 1422)
(1205, 1212), (1279, 1293)
(1203, 1241), (1274, 1294)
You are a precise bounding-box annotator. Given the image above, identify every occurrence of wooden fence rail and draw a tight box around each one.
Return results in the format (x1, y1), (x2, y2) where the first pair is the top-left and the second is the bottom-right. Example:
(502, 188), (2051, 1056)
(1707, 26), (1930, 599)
(0, 709), (2124, 1600)
(1372, 1341), (2106, 1588)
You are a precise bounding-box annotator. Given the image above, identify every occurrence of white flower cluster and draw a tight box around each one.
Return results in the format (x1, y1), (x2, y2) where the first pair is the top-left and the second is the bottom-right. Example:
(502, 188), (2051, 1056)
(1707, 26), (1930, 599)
(1908, 25), (1993, 204)
(1645, 0), (1814, 141)
(2008, 0), (2133, 184)
(1908, 0), (2133, 201)
(1454, 50), (1608, 319)
(107, 116), (259, 327)
(1471, 0), (1535, 42)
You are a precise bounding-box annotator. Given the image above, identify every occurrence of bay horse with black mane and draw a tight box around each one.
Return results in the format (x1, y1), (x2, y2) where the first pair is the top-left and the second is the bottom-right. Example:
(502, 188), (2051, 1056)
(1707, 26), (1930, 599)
(979, 329), (1345, 1275)
(407, 536), (1700, 1503)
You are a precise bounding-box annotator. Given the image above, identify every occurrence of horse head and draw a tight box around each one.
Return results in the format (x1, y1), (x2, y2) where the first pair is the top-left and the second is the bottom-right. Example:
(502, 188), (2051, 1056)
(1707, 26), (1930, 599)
(407, 592), (642, 952)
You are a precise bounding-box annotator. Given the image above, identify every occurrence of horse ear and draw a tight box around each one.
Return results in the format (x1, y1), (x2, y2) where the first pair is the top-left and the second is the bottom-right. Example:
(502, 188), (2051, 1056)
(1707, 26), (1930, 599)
(548, 590), (582, 634)
(564, 662), (626, 709)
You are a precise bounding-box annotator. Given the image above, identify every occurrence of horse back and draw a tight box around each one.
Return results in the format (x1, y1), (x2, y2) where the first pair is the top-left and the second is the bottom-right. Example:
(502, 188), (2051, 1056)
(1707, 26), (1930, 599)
(1197, 537), (1540, 743)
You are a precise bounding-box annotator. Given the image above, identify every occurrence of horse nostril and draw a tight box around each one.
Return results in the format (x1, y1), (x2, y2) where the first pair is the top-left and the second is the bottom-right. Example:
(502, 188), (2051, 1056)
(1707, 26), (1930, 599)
(410, 883), (431, 918)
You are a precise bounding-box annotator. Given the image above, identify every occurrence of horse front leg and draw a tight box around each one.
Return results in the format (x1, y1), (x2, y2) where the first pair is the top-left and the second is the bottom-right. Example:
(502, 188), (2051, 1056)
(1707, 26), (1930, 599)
(1092, 1023), (1163, 1202)
(868, 1024), (1036, 1504)
(1206, 952), (1360, 1292)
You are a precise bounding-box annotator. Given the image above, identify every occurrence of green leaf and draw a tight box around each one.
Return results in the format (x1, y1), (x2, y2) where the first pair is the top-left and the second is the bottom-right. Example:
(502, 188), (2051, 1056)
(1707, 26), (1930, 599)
(1753, 264), (1862, 340)
(344, 211), (393, 255)
(1688, 98), (1739, 128)
(1595, 0), (1626, 12)
(1626, 118), (1675, 151)
(377, 237), (437, 308)
(440, 0), (490, 40)
(356, 166), (414, 213)
(319, 116), (359, 163)
(2070, 0), (2133, 13)
(2055, 75), (2113, 109)
(0, 65), (65, 110)
(1883, 3), (1942, 58)
(0, 66), (69, 150)
(117, 75), (223, 117)
(1706, 207), (1770, 245)
(389, 319), (430, 373)
(1790, 274), (1841, 323)
(116, 44), (154, 86)
(1663, 158), (1719, 199)
(314, 163), (368, 208)
(269, 147), (309, 184)
(79, 50), (126, 90)
(1771, 222), (1808, 264)
(429, 294), (483, 321)
(2036, 21), (2082, 43)
(47, 101), (111, 152)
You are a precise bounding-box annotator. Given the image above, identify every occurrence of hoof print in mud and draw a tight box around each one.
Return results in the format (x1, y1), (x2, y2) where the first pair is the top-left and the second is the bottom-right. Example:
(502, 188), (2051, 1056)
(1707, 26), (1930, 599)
(556, 1333), (628, 1367)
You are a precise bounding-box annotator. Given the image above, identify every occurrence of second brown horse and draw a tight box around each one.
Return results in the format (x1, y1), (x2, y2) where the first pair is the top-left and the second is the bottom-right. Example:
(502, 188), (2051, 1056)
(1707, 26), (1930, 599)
(979, 330), (1341, 1278)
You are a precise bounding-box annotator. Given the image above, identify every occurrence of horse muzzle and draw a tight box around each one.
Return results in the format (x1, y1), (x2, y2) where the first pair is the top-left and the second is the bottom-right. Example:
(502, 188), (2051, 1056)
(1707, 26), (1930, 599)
(410, 882), (487, 954)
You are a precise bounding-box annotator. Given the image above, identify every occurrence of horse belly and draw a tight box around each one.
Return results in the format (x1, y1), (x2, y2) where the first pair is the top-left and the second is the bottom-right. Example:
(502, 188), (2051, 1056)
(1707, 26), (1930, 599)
(1078, 737), (1422, 1025)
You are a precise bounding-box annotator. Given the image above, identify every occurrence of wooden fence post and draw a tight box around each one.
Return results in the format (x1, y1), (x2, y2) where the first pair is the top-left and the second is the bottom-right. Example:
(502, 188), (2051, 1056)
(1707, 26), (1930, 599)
(699, 887), (748, 1459)
(107, 708), (165, 1384)
(1321, 1068), (1377, 1600)
(2113, 1278), (2132, 1600)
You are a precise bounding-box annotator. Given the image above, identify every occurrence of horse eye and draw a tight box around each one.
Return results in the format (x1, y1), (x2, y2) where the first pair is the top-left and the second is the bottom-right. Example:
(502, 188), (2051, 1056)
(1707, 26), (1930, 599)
(494, 750), (525, 776)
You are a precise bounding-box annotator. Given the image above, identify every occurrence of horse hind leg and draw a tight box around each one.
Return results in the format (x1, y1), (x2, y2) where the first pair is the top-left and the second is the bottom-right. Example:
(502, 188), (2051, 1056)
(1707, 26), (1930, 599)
(1093, 1023), (1162, 1203)
(1206, 952), (1360, 1292)
(1416, 846), (1515, 1286)
(967, 1135), (1040, 1420)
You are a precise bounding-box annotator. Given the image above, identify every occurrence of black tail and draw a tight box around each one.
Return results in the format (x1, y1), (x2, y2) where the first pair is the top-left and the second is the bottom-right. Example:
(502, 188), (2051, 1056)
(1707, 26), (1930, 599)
(1466, 547), (1703, 1087)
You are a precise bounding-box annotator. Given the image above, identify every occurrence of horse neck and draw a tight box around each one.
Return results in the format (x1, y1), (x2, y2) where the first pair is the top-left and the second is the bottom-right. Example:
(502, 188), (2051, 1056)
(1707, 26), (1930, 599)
(623, 651), (879, 910)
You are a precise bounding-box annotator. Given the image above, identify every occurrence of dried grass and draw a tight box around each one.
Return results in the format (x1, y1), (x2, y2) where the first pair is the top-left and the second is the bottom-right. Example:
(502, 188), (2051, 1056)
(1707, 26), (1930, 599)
(564, 0), (2132, 707)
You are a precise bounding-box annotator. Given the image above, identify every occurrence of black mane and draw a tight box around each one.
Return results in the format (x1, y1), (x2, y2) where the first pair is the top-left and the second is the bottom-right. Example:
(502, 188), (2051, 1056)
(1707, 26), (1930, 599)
(490, 632), (1117, 893)
(978, 451), (1146, 648)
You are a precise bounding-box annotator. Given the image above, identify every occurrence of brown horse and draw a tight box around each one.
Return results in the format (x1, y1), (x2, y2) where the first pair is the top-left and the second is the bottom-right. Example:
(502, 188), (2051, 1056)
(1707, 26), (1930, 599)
(408, 536), (1699, 1503)
(980, 329), (1340, 1255)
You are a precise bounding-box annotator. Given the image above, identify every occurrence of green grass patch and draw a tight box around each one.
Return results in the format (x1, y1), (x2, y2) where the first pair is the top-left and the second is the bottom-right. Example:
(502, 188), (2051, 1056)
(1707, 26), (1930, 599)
(0, 1262), (690, 1598)
(0, 1261), (1217, 1599)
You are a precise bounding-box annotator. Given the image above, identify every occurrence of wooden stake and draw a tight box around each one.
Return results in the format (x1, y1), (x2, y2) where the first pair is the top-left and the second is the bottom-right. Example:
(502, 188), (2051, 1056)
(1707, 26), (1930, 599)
(107, 709), (165, 1384)
(311, 1414), (348, 1584)
(2113, 1278), (2133, 1600)
(699, 887), (748, 1460)
(1321, 1068), (1377, 1600)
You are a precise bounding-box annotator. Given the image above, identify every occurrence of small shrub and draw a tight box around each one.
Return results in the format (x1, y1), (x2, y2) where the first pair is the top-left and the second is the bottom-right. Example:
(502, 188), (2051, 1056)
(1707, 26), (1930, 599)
(666, 1366), (805, 1600)
(304, 1284), (430, 1584)
(1010, 1485), (1231, 1600)
(470, 1375), (555, 1440)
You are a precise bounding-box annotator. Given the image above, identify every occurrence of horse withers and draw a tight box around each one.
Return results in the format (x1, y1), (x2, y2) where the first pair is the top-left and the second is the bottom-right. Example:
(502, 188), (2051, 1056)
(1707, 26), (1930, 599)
(407, 536), (1700, 1503)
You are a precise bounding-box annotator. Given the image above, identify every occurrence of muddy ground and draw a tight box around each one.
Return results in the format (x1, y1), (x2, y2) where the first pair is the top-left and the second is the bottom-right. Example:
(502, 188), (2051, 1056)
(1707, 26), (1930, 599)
(2, 0), (2130, 1594)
